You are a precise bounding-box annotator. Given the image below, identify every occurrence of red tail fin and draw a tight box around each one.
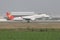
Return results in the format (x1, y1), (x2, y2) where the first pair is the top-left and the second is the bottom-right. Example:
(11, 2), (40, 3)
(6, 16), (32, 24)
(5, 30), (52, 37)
(6, 12), (14, 20)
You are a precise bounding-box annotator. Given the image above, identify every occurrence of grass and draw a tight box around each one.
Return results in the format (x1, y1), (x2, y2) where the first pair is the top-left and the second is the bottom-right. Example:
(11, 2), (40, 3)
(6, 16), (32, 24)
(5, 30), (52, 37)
(0, 22), (60, 40)
(0, 29), (60, 40)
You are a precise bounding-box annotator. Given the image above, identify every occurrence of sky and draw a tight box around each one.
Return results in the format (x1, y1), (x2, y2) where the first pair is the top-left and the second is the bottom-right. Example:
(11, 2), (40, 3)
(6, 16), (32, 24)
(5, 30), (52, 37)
(0, 0), (60, 17)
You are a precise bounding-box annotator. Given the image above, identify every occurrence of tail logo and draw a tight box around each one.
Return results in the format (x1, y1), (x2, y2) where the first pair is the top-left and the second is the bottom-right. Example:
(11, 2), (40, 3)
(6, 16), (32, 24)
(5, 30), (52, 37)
(6, 12), (14, 20)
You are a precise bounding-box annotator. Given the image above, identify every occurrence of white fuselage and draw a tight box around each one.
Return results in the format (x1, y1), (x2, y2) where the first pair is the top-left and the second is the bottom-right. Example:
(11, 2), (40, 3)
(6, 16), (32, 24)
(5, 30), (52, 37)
(22, 14), (50, 20)
(11, 14), (50, 21)
(13, 17), (23, 20)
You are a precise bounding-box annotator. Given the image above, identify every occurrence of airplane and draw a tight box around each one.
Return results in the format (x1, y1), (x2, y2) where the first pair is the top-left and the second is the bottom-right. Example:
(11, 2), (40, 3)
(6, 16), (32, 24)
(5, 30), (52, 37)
(6, 12), (50, 22)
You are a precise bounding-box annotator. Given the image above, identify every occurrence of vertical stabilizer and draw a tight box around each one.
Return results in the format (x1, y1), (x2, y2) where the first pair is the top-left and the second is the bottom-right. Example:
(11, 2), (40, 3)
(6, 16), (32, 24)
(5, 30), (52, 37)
(6, 12), (14, 20)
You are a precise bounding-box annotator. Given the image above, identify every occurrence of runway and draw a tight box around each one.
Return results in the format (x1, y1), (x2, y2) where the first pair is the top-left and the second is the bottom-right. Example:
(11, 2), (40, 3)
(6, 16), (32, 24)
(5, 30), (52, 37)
(0, 20), (60, 29)
(0, 20), (60, 23)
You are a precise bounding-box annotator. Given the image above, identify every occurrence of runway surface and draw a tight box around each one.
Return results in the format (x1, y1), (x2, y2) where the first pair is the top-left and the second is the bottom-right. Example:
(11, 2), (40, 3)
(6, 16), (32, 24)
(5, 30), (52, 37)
(0, 20), (60, 22)
(0, 20), (60, 29)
